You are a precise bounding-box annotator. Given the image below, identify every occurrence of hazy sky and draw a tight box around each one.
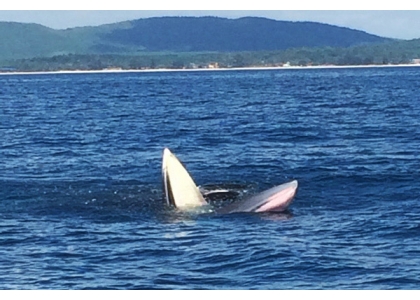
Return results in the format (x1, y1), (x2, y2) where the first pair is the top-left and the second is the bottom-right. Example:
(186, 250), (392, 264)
(1, 5), (420, 40)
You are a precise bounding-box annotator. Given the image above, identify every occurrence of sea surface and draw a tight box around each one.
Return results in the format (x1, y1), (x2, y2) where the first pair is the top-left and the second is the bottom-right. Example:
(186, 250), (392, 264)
(1, 67), (420, 289)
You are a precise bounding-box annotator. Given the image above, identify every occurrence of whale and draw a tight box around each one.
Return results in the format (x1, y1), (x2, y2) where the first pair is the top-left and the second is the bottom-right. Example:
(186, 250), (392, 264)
(162, 147), (207, 209)
(162, 148), (298, 213)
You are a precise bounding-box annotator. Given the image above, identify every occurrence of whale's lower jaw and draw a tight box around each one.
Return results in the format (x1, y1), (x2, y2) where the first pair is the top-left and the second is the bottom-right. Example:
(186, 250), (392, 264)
(216, 180), (298, 214)
(254, 184), (297, 212)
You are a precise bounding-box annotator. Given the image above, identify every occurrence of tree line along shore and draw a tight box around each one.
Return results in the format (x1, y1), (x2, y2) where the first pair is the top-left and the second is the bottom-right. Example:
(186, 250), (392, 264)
(1, 41), (420, 73)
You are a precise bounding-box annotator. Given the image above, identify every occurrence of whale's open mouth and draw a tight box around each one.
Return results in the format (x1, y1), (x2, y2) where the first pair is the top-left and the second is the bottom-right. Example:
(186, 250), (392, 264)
(162, 147), (298, 213)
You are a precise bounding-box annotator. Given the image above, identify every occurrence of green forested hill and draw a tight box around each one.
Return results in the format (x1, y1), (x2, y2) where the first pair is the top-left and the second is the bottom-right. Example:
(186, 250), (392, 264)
(101, 16), (390, 52)
(0, 16), (391, 61)
(0, 22), (88, 59)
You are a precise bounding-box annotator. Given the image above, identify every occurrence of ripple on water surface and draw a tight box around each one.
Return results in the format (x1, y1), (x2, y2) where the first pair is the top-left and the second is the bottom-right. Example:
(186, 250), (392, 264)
(1, 67), (420, 289)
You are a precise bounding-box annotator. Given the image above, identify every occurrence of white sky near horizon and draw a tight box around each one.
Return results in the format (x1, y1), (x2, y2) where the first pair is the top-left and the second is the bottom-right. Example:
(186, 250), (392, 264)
(1, 2), (420, 40)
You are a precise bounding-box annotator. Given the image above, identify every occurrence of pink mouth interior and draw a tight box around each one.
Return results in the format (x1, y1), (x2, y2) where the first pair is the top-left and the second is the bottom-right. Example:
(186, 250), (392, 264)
(255, 186), (297, 212)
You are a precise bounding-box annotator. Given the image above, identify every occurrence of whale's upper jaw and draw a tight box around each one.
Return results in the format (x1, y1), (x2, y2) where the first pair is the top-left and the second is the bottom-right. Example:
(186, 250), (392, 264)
(162, 149), (173, 206)
(162, 148), (172, 206)
(162, 148), (207, 209)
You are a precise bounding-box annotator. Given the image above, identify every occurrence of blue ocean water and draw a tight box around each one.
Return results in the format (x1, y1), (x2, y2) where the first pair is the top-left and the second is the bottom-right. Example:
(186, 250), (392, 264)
(1, 67), (420, 289)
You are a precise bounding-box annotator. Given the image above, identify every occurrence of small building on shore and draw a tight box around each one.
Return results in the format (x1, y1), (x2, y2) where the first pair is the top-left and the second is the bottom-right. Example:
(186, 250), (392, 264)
(208, 62), (219, 69)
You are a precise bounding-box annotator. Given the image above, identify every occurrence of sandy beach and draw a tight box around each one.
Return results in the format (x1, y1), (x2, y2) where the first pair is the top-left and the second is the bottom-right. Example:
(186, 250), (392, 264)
(1, 63), (420, 76)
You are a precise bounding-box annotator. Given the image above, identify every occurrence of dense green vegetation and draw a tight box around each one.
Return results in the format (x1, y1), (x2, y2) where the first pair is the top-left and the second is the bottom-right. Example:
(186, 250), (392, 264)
(0, 16), (390, 61)
(3, 38), (420, 72)
(1, 16), (419, 72)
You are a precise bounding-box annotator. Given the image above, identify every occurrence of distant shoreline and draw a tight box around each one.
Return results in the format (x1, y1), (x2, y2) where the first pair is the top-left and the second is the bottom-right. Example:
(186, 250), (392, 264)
(1, 63), (420, 76)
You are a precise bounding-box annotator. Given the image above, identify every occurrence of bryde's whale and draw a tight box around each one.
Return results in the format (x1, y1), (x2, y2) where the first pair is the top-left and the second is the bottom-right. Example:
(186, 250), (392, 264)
(162, 148), (298, 213)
